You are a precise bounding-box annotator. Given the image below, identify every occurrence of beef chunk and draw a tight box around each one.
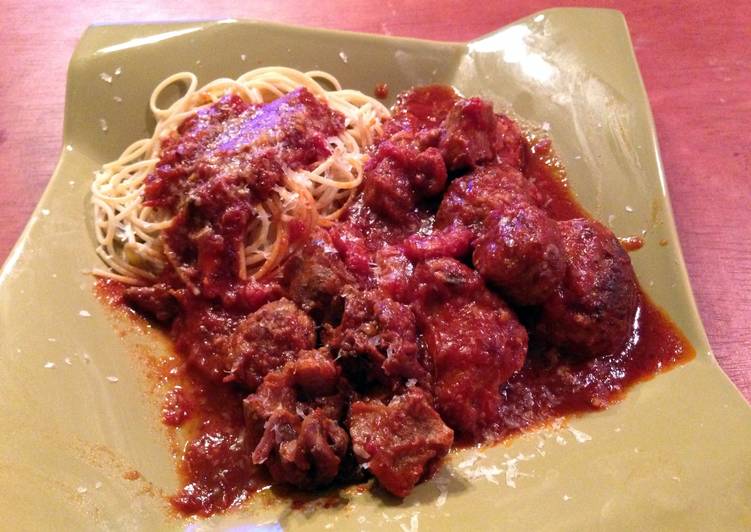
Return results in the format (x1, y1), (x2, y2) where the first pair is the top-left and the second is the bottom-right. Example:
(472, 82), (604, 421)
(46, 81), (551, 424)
(493, 114), (527, 170)
(329, 223), (372, 279)
(412, 258), (528, 439)
(438, 98), (527, 171)
(439, 97), (498, 171)
(325, 289), (428, 390)
(473, 203), (565, 306)
(540, 219), (639, 359)
(387, 84), (460, 135)
(123, 283), (181, 322)
(282, 229), (356, 323)
(172, 300), (238, 383)
(374, 246), (414, 303)
(435, 163), (543, 236)
(363, 141), (447, 223)
(243, 349), (349, 489)
(348, 388), (453, 497)
(224, 298), (316, 390)
(403, 224), (473, 262)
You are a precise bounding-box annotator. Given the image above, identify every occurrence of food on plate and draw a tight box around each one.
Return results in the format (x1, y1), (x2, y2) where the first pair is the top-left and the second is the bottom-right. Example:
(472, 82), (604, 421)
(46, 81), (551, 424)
(91, 67), (691, 515)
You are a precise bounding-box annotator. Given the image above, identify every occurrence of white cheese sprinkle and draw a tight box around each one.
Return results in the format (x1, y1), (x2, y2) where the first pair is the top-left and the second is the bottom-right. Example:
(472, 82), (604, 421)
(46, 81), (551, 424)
(338, 51), (349, 63)
(399, 512), (419, 532)
(99, 72), (113, 83)
(106, 376), (119, 383)
(79, 310), (91, 317)
(44, 362), (56, 369)
(568, 427), (592, 443)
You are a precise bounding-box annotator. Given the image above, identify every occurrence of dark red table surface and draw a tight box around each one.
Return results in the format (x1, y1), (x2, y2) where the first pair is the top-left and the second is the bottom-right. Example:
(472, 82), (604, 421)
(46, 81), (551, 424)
(0, 1), (748, 400)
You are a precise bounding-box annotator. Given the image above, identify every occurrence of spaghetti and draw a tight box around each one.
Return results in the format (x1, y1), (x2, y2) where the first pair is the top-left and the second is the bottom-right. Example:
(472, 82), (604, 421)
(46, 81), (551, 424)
(91, 67), (390, 286)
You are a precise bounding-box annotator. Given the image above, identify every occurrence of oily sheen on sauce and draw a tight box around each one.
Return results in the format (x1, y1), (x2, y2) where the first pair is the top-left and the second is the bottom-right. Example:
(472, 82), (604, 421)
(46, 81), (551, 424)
(97, 83), (692, 516)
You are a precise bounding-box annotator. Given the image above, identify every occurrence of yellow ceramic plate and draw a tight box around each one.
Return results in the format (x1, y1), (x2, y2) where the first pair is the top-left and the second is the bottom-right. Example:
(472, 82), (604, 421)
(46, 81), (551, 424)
(1, 8), (749, 531)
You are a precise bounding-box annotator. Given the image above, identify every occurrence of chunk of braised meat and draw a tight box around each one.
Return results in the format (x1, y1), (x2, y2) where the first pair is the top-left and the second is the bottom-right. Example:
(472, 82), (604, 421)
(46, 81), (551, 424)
(171, 300), (239, 383)
(494, 114), (527, 170)
(473, 203), (565, 306)
(243, 349), (349, 489)
(437, 98), (527, 171)
(374, 246), (414, 303)
(329, 223), (372, 280)
(324, 289), (428, 391)
(387, 85), (526, 171)
(348, 388), (453, 498)
(539, 219), (639, 359)
(403, 224), (473, 262)
(123, 283), (182, 322)
(435, 163), (543, 236)
(439, 97), (499, 171)
(363, 141), (447, 223)
(282, 229), (356, 323)
(224, 298), (316, 391)
(411, 258), (528, 439)
(387, 84), (459, 135)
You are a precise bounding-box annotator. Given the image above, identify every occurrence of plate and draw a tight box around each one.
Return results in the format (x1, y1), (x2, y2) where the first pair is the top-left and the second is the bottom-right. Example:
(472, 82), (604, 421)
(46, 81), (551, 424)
(1, 8), (749, 531)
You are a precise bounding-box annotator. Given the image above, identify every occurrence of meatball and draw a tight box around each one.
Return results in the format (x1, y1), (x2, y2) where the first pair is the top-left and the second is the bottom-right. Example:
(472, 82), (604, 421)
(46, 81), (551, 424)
(473, 203), (565, 306)
(539, 218), (640, 359)
(349, 388), (454, 497)
(435, 163), (543, 235)
(224, 298), (316, 390)
(282, 229), (356, 323)
(411, 258), (528, 439)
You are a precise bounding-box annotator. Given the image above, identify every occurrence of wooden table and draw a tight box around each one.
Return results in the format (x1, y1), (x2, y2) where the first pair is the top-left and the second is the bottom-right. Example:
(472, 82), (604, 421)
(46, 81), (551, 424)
(0, 0), (748, 400)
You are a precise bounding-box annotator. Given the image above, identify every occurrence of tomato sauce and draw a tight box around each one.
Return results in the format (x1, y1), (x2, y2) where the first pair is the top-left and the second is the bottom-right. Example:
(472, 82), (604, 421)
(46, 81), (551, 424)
(96, 84), (694, 516)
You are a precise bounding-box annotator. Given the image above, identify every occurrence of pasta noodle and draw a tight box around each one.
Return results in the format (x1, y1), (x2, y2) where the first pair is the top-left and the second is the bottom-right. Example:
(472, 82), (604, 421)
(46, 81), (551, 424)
(91, 67), (390, 285)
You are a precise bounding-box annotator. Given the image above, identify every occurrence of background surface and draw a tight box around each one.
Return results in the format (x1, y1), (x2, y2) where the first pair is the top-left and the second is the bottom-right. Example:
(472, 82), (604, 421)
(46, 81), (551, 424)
(0, 0), (748, 400)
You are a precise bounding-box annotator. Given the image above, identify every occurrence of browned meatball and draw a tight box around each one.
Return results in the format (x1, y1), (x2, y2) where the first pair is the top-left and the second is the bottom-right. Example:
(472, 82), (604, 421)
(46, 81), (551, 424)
(435, 163), (543, 235)
(473, 203), (565, 306)
(224, 298), (316, 390)
(540, 219), (640, 359)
